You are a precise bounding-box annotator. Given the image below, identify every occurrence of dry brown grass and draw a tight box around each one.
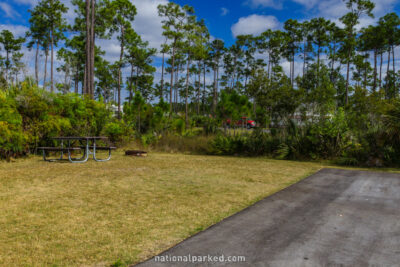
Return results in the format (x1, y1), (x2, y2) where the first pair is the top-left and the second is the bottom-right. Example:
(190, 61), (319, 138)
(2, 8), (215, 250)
(149, 134), (213, 154)
(0, 151), (323, 266)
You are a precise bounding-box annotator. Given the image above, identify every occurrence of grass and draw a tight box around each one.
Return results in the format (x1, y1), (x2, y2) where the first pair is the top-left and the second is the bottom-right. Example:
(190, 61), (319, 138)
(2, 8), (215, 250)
(1, 151), (325, 266)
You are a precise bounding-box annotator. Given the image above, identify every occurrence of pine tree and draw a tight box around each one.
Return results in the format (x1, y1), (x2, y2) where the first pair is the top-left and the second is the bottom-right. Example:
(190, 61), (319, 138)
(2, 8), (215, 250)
(39, 0), (68, 92)
(158, 2), (186, 114)
(340, 0), (374, 105)
(0, 30), (25, 85)
(109, 0), (137, 118)
(27, 5), (47, 86)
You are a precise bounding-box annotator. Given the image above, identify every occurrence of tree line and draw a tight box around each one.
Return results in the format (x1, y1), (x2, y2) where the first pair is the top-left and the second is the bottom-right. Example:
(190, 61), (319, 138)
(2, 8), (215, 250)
(0, 0), (400, 123)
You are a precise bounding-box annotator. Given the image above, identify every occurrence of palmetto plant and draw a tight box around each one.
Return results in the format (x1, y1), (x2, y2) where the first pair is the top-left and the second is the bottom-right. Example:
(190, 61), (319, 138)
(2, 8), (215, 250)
(382, 101), (400, 144)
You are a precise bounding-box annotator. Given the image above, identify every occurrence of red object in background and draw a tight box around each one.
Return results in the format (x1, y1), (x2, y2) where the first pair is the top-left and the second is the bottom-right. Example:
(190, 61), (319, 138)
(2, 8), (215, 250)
(226, 117), (256, 128)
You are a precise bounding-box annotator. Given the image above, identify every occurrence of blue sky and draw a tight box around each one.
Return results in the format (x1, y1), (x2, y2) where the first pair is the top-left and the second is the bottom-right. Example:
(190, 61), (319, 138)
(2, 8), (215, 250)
(174, 0), (400, 46)
(0, 0), (400, 88)
(2, 0), (400, 50)
(173, 0), (312, 46)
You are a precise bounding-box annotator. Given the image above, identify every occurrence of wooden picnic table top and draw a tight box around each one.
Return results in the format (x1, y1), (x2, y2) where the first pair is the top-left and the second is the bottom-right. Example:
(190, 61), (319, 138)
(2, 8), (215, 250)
(52, 136), (108, 140)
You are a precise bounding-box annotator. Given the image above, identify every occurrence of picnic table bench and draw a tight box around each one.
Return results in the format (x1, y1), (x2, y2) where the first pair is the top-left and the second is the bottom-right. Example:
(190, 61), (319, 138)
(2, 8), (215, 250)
(38, 136), (116, 163)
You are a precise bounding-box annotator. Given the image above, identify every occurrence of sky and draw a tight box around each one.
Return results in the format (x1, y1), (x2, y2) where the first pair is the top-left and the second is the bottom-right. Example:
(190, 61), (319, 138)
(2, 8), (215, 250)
(1, 0), (400, 90)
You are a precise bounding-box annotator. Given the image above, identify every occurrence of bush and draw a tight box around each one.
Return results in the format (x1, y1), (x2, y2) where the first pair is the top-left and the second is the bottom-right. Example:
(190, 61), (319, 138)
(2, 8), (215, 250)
(102, 120), (133, 144)
(172, 118), (185, 135)
(208, 131), (276, 156)
(0, 90), (28, 159)
(0, 83), (114, 158)
(0, 121), (27, 159)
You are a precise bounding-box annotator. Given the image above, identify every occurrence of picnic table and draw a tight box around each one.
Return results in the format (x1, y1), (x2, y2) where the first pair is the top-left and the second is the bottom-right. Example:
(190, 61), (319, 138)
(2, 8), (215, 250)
(38, 136), (116, 163)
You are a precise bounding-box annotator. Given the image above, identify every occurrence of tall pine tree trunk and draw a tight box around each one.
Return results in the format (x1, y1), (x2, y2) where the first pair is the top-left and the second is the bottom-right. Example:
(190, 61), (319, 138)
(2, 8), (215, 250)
(392, 45), (395, 73)
(202, 61), (206, 114)
(135, 67), (139, 92)
(363, 53), (368, 89)
(317, 45), (321, 88)
(392, 45), (396, 92)
(345, 49), (351, 105)
(84, 0), (90, 95)
(386, 48), (391, 99)
(174, 65), (179, 113)
(90, 0), (95, 97)
(74, 69), (79, 94)
(117, 26), (125, 119)
(379, 52), (383, 88)
(212, 62), (217, 115)
(331, 42), (336, 83)
(161, 51), (165, 99)
(5, 51), (9, 84)
(197, 63), (201, 114)
(292, 54), (295, 87)
(169, 40), (176, 114)
(303, 43), (306, 77)
(35, 40), (39, 86)
(44, 47), (48, 89)
(387, 47), (391, 78)
(216, 62), (219, 93)
(51, 27), (54, 92)
(373, 49), (377, 92)
(185, 54), (190, 129)
(129, 63), (134, 103)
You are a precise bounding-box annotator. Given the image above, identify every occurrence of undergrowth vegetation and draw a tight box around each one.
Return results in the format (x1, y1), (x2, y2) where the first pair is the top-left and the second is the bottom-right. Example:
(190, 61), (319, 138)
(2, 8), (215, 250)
(2, 82), (400, 167)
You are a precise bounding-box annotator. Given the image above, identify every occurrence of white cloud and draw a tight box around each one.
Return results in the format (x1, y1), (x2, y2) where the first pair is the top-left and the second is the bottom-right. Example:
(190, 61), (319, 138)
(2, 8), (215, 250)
(131, 0), (168, 52)
(0, 2), (20, 18)
(246, 0), (283, 9)
(231, 14), (280, 37)
(372, 0), (398, 16)
(317, 0), (350, 19)
(281, 59), (303, 78)
(317, 0), (397, 22)
(12, 0), (38, 5)
(97, 38), (121, 63)
(0, 24), (28, 37)
(291, 0), (319, 9)
(62, 0), (77, 26)
(290, 0), (398, 27)
(99, 0), (168, 63)
(221, 7), (229, 16)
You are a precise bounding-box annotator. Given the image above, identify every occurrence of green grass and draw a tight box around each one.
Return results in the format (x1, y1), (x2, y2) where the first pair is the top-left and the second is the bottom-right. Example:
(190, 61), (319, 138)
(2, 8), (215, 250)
(1, 151), (325, 266)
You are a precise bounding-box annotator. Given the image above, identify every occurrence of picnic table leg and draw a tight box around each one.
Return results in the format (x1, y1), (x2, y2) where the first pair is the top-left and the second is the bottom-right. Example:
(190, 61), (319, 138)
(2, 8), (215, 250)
(42, 149), (48, 161)
(42, 150), (56, 162)
(93, 139), (96, 160)
(93, 148), (112, 162)
(68, 139), (89, 163)
(42, 150), (60, 162)
(93, 149), (112, 162)
(59, 140), (64, 160)
(93, 139), (112, 162)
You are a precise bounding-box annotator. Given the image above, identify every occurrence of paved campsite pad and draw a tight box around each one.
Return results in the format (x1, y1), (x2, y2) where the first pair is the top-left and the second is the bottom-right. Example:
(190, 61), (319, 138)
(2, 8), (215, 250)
(137, 168), (400, 266)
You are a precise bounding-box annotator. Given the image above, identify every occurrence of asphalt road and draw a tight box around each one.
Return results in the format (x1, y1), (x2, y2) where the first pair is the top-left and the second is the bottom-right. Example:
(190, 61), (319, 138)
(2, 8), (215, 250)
(136, 168), (400, 267)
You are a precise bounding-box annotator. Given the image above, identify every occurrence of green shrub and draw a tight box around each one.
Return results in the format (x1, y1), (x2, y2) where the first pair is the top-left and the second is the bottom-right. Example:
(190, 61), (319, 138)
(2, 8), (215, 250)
(140, 133), (158, 147)
(0, 121), (27, 159)
(172, 118), (185, 135)
(102, 121), (133, 144)
(0, 90), (28, 159)
(209, 134), (246, 155)
(0, 82), (114, 158)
